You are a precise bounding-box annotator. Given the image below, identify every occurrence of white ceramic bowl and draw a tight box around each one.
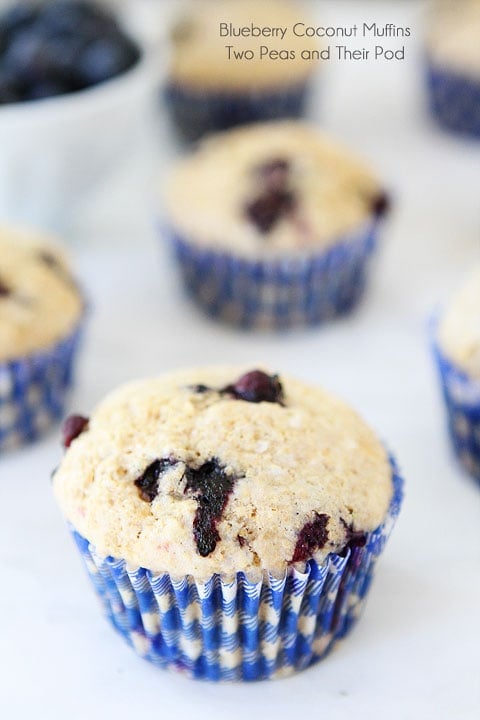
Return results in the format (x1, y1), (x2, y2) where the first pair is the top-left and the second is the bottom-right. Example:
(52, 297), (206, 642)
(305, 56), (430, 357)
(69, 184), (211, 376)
(0, 47), (158, 235)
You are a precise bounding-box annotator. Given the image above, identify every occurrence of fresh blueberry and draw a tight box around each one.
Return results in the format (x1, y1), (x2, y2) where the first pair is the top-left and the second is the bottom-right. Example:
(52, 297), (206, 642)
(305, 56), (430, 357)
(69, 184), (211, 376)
(0, 0), (140, 104)
(0, 68), (22, 103)
(0, 4), (38, 51)
(77, 35), (138, 86)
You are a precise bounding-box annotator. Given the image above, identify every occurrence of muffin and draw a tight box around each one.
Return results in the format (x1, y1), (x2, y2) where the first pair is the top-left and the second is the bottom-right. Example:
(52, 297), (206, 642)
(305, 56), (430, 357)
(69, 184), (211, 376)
(164, 121), (390, 330)
(165, 0), (320, 142)
(433, 266), (480, 481)
(0, 227), (84, 451)
(53, 366), (403, 681)
(425, 0), (480, 138)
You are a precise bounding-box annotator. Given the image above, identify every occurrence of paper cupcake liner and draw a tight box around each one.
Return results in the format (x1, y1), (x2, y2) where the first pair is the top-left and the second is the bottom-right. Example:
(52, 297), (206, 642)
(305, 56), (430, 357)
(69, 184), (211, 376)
(164, 82), (309, 143)
(69, 458), (403, 681)
(167, 221), (379, 330)
(0, 323), (83, 452)
(432, 335), (480, 482)
(426, 62), (480, 138)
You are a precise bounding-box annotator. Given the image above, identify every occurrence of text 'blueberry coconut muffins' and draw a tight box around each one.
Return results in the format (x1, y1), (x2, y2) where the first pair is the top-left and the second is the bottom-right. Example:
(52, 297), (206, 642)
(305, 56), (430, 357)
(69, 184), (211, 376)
(164, 121), (390, 330)
(165, 0), (320, 142)
(53, 366), (403, 681)
(433, 267), (480, 482)
(0, 228), (84, 451)
(426, 0), (480, 138)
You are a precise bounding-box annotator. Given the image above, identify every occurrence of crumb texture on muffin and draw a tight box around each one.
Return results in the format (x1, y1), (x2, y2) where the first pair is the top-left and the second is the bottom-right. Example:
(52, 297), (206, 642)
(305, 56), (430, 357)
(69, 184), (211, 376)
(427, 0), (480, 75)
(438, 266), (480, 379)
(0, 227), (83, 361)
(166, 122), (384, 257)
(168, 0), (319, 92)
(54, 366), (393, 579)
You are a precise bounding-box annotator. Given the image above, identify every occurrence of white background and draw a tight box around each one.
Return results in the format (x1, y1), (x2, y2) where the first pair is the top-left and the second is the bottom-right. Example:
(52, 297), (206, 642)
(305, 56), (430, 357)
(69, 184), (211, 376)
(1, 2), (480, 718)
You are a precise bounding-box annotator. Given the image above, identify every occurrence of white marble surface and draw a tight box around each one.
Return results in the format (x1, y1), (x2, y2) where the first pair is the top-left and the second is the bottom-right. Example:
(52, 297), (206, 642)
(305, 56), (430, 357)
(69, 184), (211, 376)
(1, 2), (480, 718)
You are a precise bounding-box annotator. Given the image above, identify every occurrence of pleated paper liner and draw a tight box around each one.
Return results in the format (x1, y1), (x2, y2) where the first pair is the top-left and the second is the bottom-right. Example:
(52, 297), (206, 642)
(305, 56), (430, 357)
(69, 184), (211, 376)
(0, 322), (84, 452)
(168, 219), (380, 330)
(432, 333), (480, 482)
(69, 457), (403, 681)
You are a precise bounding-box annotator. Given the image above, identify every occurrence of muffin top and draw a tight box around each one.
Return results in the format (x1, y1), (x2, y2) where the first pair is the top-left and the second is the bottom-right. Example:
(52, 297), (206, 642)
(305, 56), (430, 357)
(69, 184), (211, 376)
(427, 0), (480, 75)
(0, 228), (83, 361)
(438, 266), (480, 379)
(168, 0), (320, 92)
(166, 122), (386, 258)
(53, 366), (393, 579)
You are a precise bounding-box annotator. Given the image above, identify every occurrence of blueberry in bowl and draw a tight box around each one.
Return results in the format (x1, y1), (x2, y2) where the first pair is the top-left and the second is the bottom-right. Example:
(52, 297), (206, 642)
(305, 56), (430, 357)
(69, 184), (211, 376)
(0, 1), (155, 232)
(0, 0), (141, 103)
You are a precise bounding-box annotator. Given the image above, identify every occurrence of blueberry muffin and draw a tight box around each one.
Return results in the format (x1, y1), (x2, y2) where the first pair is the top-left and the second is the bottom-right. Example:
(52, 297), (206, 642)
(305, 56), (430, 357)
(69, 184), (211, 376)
(53, 366), (403, 681)
(164, 121), (389, 329)
(165, 0), (320, 142)
(425, 0), (480, 137)
(0, 227), (84, 451)
(434, 266), (480, 481)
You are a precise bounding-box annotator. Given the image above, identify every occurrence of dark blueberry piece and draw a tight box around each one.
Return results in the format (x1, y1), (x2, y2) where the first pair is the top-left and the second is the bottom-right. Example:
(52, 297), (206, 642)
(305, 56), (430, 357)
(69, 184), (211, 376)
(340, 519), (367, 555)
(0, 277), (11, 297)
(223, 370), (284, 405)
(246, 188), (296, 234)
(292, 513), (329, 563)
(134, 457), (178, 503)
(372, 191), (391, 218)
(184, 458), (238, 557)
(62, 414), (89, 448)
(189, 384), (211, 394)
(258, 158), (291, 191)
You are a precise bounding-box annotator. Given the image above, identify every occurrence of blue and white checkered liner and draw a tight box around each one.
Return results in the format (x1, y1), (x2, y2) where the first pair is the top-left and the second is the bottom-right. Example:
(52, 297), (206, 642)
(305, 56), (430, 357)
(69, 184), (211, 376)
(70, 459), (403, 681)
(165, 83), (309, 143)
(426, 62), (480, 138)
(432, 337), (480, 483)
(169, 222), (379, 330)
(0, 324), (82, 452)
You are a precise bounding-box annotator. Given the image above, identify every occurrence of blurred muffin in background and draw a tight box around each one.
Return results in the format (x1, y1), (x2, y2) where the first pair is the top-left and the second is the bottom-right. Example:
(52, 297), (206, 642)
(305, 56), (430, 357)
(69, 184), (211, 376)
(164, 121), (390, 330)
(433, 266), (480, 482)
(0, 227), (84, 451)
(425, 0), (480, 138)
(165, 0), (320, 142)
